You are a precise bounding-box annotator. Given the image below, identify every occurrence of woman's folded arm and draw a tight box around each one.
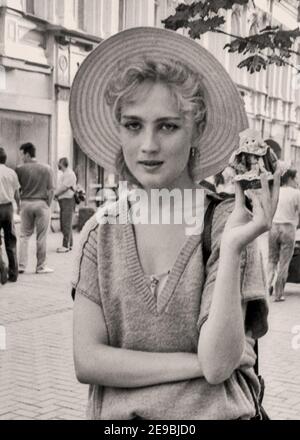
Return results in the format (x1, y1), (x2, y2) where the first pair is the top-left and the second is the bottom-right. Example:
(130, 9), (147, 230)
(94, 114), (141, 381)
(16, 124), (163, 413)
(73, 293), (204, 388)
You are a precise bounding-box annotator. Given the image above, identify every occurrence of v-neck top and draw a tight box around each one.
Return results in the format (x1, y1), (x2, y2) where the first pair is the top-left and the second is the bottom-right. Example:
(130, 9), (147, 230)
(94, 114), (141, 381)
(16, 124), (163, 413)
(72, 195), (268, 420)
(146, 272), (169, 300)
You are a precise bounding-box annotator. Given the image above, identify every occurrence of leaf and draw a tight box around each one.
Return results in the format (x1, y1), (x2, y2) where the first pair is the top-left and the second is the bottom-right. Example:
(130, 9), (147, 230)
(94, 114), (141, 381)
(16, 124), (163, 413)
(162, 3), (191, 30)
(273, 28), (300, 50)
(204, 0), (249, 14)
(237, 55), (267, 74)
(188, 16), (226, 39)
(224, 38), (247, 53)
(224, 33), (273, 55)
(267, 54), (287, 67)
(163, 0), (250, 32)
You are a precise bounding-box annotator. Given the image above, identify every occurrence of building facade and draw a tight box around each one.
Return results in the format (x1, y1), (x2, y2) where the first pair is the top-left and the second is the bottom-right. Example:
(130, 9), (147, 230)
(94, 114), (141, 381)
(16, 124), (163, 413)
(0, 0), (300, 201)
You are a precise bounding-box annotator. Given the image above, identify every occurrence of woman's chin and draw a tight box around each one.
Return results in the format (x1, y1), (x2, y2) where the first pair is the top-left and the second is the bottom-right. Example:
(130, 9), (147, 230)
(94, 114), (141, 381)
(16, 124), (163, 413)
(134, 173), (167, 190)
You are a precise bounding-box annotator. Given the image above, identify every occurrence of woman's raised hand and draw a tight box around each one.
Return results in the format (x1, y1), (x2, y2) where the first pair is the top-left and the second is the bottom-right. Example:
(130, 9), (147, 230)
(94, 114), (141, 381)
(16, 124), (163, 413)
(221, 168), (281, 253)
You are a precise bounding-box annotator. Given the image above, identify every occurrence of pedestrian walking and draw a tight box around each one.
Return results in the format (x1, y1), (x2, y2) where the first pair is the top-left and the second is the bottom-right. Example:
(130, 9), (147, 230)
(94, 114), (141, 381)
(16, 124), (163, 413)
(268, 168), (300, 302)
(70, 27), (280, 420)
(16, 143), (54, 274)
(0, 147), (20, 282)
(54, 158), (77, 253)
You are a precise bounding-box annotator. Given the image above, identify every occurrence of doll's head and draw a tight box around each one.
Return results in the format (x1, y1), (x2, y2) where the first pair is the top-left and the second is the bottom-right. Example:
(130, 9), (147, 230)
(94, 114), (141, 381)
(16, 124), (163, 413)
(238, 129), (268, 156)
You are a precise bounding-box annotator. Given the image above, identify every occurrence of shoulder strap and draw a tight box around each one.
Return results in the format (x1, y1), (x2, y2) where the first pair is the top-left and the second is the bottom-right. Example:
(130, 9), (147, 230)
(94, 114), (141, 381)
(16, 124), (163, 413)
(202, 193), (259, 375)
(202, 198), (221, 267)
(254, 340), (259, 376)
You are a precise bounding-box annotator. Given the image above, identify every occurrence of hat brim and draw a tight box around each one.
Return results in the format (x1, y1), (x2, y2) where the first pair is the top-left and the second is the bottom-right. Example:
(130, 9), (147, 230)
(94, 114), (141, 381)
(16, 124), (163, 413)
(70, 27), (248, 181)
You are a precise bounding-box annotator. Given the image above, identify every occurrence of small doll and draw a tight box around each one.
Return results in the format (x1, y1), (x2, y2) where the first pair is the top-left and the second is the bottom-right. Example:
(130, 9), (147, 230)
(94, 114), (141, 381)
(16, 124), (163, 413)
(229, 129), (278, 190)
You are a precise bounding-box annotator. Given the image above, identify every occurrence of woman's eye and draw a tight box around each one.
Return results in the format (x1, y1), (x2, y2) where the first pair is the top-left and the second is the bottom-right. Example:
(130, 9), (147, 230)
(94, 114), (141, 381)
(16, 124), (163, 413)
(123, 122), (142, 131)
(160, 123), (179, 132)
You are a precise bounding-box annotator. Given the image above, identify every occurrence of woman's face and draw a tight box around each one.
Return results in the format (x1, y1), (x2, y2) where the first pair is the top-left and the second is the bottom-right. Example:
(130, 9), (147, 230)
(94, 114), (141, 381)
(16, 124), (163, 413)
(118, 82), (196, 190)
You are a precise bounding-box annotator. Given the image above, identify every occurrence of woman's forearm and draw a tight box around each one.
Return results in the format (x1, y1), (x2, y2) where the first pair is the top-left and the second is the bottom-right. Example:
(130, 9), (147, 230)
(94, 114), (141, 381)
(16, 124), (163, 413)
(198, 244), (245, 384)
(75, 345), (203, 388)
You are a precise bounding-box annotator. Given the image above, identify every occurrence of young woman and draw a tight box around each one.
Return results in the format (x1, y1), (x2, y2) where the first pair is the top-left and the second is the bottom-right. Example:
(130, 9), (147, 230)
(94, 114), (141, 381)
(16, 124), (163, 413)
(70, 27), (280, 420)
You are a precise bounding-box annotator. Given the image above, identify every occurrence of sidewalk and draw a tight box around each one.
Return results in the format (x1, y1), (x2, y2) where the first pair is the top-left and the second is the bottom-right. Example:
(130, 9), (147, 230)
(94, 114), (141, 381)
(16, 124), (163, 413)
(0, 230), (300, 419)
(0, 231), (87, 420)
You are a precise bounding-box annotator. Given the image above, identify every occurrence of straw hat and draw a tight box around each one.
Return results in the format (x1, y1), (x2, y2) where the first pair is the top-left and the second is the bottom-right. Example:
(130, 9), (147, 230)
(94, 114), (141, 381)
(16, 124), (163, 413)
(70, 26), (248, 181)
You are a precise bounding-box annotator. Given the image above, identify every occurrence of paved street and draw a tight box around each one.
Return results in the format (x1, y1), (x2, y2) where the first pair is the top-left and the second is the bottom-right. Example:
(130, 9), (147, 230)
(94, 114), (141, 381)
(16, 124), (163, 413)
(1, 229), (300, 420)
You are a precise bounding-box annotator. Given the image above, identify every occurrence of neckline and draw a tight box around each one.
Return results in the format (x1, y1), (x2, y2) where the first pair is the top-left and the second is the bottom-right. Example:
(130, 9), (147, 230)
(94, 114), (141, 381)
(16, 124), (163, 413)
(124, 215), (202, 315)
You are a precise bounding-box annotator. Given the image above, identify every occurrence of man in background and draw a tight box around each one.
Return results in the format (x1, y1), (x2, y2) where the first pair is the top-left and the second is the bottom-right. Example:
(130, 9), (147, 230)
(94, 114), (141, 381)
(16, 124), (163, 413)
(16, 143), (54, 274)
(0, 147), (20, 282)
(268, 168), (300, 302)
(54, 157), (77, 253)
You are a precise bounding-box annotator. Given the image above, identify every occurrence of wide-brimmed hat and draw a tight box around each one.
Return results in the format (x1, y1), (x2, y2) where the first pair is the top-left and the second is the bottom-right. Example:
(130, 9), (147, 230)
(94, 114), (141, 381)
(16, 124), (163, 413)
(70, 26), (248, 181)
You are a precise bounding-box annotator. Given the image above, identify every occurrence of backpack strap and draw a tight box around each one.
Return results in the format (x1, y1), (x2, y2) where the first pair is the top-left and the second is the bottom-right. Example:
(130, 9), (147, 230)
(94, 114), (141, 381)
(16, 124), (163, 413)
(202, 193), (235, 267)
(202, 192), (259, 376)
(254, 339), (259, 376)
(202, 198), (221, 267)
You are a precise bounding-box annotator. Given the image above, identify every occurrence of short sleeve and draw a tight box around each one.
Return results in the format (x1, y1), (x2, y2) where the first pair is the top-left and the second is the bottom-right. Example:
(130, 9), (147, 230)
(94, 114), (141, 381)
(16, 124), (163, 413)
(63, 171), (76, 189)
(71, 215), (102, 306)
(198, 198), (268, 339)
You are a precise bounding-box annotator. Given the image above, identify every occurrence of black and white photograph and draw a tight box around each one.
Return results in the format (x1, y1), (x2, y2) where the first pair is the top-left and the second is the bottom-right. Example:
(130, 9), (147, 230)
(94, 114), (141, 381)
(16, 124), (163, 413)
(1, 0), (300, 424)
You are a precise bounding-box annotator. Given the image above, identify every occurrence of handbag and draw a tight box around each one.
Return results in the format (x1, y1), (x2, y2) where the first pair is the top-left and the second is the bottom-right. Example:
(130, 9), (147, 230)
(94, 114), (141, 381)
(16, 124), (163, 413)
(202, 192), (270, 420)
(71, 186), (86, 205)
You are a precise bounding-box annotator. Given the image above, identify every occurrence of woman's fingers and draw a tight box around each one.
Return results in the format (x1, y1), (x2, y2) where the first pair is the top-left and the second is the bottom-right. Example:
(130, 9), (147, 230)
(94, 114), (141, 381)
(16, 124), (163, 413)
(248, 190), (263, 216)
(234, 181), (245, 208)
(260, 172), (271, 201)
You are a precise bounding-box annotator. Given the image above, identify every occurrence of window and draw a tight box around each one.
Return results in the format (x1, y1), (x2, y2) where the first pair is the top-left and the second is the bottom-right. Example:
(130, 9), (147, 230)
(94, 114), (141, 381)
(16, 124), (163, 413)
(290, 145), (300, 170)
(24, 0), (50, 21)
(154, 0), (159, 26)
(78, 0), (85, 30)
(119, 0), (125, 31)
(0, 110), (50, 168)
(25, 0), (35, 14)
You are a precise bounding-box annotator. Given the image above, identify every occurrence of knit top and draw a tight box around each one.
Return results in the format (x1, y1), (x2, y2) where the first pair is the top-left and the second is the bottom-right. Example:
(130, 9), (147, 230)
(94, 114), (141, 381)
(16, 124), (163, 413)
(72, 195), (268, 420)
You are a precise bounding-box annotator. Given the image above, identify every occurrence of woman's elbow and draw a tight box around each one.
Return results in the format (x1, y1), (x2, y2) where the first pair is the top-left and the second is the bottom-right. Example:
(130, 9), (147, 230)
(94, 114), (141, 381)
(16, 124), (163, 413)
(73, 342), (109, 385)
(203, 368), (233, 385)
(197, 353), (241, 385)
(74, 356), (91, 384)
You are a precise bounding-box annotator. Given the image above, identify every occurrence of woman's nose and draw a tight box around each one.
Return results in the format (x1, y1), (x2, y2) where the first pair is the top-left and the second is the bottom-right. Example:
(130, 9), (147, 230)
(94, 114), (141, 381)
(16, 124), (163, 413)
(141, 128), (160, 153)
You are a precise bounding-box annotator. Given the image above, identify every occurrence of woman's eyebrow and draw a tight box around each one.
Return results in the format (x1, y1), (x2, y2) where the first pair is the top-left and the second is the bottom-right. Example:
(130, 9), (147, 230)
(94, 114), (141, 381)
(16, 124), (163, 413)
(156, 117), (182, 122)
(121, 115), (142, 120)
(121, 115), (182, 121)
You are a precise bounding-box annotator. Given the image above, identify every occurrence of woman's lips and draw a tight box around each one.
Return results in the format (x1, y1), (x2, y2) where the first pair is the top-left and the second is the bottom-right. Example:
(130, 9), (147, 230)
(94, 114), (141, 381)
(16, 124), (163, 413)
(138, 160), (164, 171)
